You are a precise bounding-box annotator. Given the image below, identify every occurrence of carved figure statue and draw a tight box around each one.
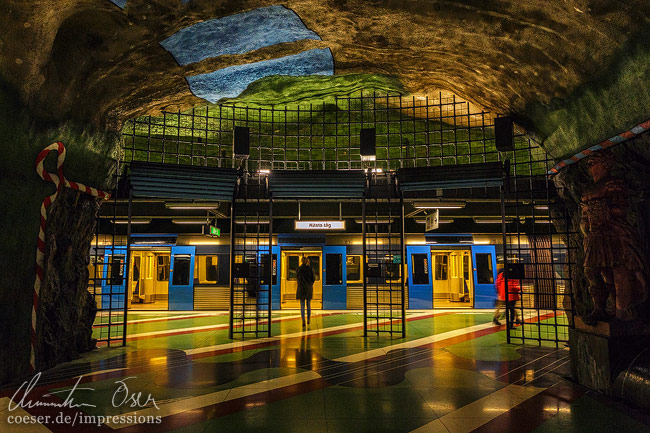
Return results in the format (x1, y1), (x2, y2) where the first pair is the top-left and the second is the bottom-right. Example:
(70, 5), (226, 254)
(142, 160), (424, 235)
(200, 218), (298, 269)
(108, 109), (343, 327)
(580, 150), (647, 325)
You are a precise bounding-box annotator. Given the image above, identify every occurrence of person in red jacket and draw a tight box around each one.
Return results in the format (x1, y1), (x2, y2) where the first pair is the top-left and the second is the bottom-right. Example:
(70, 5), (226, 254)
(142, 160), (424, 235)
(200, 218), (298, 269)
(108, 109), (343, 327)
(493, 265), (523, 327)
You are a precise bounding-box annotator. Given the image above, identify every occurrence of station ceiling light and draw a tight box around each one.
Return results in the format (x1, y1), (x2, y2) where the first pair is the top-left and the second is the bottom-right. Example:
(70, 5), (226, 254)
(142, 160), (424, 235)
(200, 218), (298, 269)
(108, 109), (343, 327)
(415, 218), (454, 224)
(165, 202), (221, 210)
(354, 218), (393, 224)
(413, 201), (465, 209)
(528, 218), (552, 224)
(235, 218), (270, 224)
(473, 217), (514, 224)
(112, 218), (151, 224)
(172, 218), (210, 224)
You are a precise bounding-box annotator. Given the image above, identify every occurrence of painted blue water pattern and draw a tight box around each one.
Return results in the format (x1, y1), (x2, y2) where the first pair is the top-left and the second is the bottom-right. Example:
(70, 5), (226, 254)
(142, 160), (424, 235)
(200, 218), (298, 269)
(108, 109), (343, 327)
(160, 5), (322, 66)
(186, 48), (334, 103)
(110, 0), (126, 9)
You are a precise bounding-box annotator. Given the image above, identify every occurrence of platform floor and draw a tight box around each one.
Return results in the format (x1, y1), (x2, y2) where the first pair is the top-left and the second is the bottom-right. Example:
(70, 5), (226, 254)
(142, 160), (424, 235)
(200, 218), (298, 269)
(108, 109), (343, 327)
(2, 311), (649, 432)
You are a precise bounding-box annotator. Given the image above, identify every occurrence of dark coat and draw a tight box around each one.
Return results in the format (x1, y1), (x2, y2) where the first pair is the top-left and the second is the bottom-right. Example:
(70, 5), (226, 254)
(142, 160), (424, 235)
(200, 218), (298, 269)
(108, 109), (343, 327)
(296, 264), (315, 300)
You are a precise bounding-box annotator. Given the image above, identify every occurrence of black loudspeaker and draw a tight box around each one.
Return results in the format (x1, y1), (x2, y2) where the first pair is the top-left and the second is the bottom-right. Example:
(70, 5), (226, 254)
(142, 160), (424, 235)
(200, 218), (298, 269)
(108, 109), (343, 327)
(233, 126), (250, 157)
(360, 128), (376, 160)
(506, 263), (525, 279)
(494, 116), (514, 151)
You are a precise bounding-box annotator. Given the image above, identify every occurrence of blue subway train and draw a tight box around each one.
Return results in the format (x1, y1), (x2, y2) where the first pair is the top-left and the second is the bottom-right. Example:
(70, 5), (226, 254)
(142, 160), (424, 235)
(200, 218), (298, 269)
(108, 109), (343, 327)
(90, 233), (500, 311)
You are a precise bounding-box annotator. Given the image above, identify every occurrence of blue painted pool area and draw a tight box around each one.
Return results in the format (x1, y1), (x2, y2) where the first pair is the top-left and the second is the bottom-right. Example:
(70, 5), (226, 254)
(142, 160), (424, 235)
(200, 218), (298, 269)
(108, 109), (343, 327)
(110, 0), (126, 9)
(160, 5), (322, 66)
(186, 48), (334, 103)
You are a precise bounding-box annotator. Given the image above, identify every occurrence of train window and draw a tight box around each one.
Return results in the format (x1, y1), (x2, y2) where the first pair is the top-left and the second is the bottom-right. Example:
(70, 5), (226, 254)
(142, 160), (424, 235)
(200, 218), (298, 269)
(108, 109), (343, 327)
(326, 254), (342, 285)
(287, 256), (299, 281)
(411, 254), (429, 285)
(463, 255), (470, 280)
(346, 255), (362, 282)
(106, 255), (125, 286)
(246, 259), (260, 296)
(157, 255), (170, 281)
(308, 256), (321, 281)
(476, 253), (494, 284)
(196, 255), (218, 284)
(260, 254), (278, 285)
(434, 255), (448, 280)
(172, 255), (191, 285)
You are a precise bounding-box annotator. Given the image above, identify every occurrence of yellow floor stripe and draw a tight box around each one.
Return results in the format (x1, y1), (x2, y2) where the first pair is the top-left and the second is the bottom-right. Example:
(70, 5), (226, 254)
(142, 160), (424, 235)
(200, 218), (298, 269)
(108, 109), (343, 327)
(410, 384), (545, 433)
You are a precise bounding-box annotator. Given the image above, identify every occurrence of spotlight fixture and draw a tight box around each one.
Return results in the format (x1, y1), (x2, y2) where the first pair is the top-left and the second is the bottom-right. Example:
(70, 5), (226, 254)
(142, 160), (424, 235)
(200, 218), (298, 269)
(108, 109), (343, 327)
(360, 128), (376, 162)
(233, 126), (250, 157)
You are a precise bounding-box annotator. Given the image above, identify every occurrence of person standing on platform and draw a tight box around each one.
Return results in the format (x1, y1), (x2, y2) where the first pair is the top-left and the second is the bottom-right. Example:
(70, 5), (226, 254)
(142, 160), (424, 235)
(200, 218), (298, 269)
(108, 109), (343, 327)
(493, 264), (523, 328)
(296, 256), (315, 327)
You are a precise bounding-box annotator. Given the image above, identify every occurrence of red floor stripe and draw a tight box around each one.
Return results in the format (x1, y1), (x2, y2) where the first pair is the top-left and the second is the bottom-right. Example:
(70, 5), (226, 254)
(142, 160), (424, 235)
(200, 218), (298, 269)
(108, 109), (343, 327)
(187, 312), (443, 359)
(114, 317), (525, 433)
(93, 313), (219, 328)
(125, 311), (345, 341)
(0, 312), (442, 401)
(6, 312), (561, 433)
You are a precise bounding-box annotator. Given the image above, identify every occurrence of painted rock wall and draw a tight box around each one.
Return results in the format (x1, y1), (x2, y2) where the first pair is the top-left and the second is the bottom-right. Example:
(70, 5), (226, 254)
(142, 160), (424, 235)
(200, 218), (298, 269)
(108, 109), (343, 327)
(35, 189), (100, 371)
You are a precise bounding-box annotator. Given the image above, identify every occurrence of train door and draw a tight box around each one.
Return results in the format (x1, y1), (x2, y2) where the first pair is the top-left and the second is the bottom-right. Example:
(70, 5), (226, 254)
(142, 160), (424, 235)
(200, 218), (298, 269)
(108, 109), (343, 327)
(406, 245), (432, 308)
(472, 245), (498, 308)
(280, 249), (322, 309)
(101, 248), (127, 310)
(169, 246), (195, 310)
(258, 246), (280, 310)
(431, 248), (474, 308)
(345, 254), (364, 308)
(323, 246), (346, 309)
(128, 248), (171, 310)
(432, 252), (450, 305)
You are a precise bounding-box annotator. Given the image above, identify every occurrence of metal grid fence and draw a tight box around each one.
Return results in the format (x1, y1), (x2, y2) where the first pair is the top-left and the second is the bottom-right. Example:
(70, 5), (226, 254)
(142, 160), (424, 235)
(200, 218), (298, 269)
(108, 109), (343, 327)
(88, 187), (129, 346)
(504, 143), (576, 345)
(121, 93), (548, 176)
(363, 173), (406, 336)
(114, 92), (574, 345)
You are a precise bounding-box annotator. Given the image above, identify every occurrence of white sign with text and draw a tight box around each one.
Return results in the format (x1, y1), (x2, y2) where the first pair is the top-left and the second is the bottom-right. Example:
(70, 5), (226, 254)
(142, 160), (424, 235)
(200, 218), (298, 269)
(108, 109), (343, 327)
(425, 210), (439, 231)
(294, 220), (346, 230)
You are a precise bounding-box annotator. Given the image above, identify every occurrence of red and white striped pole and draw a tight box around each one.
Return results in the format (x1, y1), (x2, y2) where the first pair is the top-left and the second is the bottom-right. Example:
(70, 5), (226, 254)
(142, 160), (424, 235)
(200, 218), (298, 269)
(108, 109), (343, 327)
(31, 142), (110, 372)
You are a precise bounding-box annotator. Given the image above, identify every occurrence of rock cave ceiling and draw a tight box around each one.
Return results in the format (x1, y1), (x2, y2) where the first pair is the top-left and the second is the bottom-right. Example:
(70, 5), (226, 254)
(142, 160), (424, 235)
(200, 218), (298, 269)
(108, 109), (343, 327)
(1, 0), (650, 159)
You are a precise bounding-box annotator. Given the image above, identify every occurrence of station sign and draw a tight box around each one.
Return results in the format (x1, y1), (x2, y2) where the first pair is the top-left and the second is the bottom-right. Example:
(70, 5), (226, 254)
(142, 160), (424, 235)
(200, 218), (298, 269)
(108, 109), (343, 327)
(294, 220), (346, 230)
(425, 209), (439, 232)
(205, 224), (221, 237)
